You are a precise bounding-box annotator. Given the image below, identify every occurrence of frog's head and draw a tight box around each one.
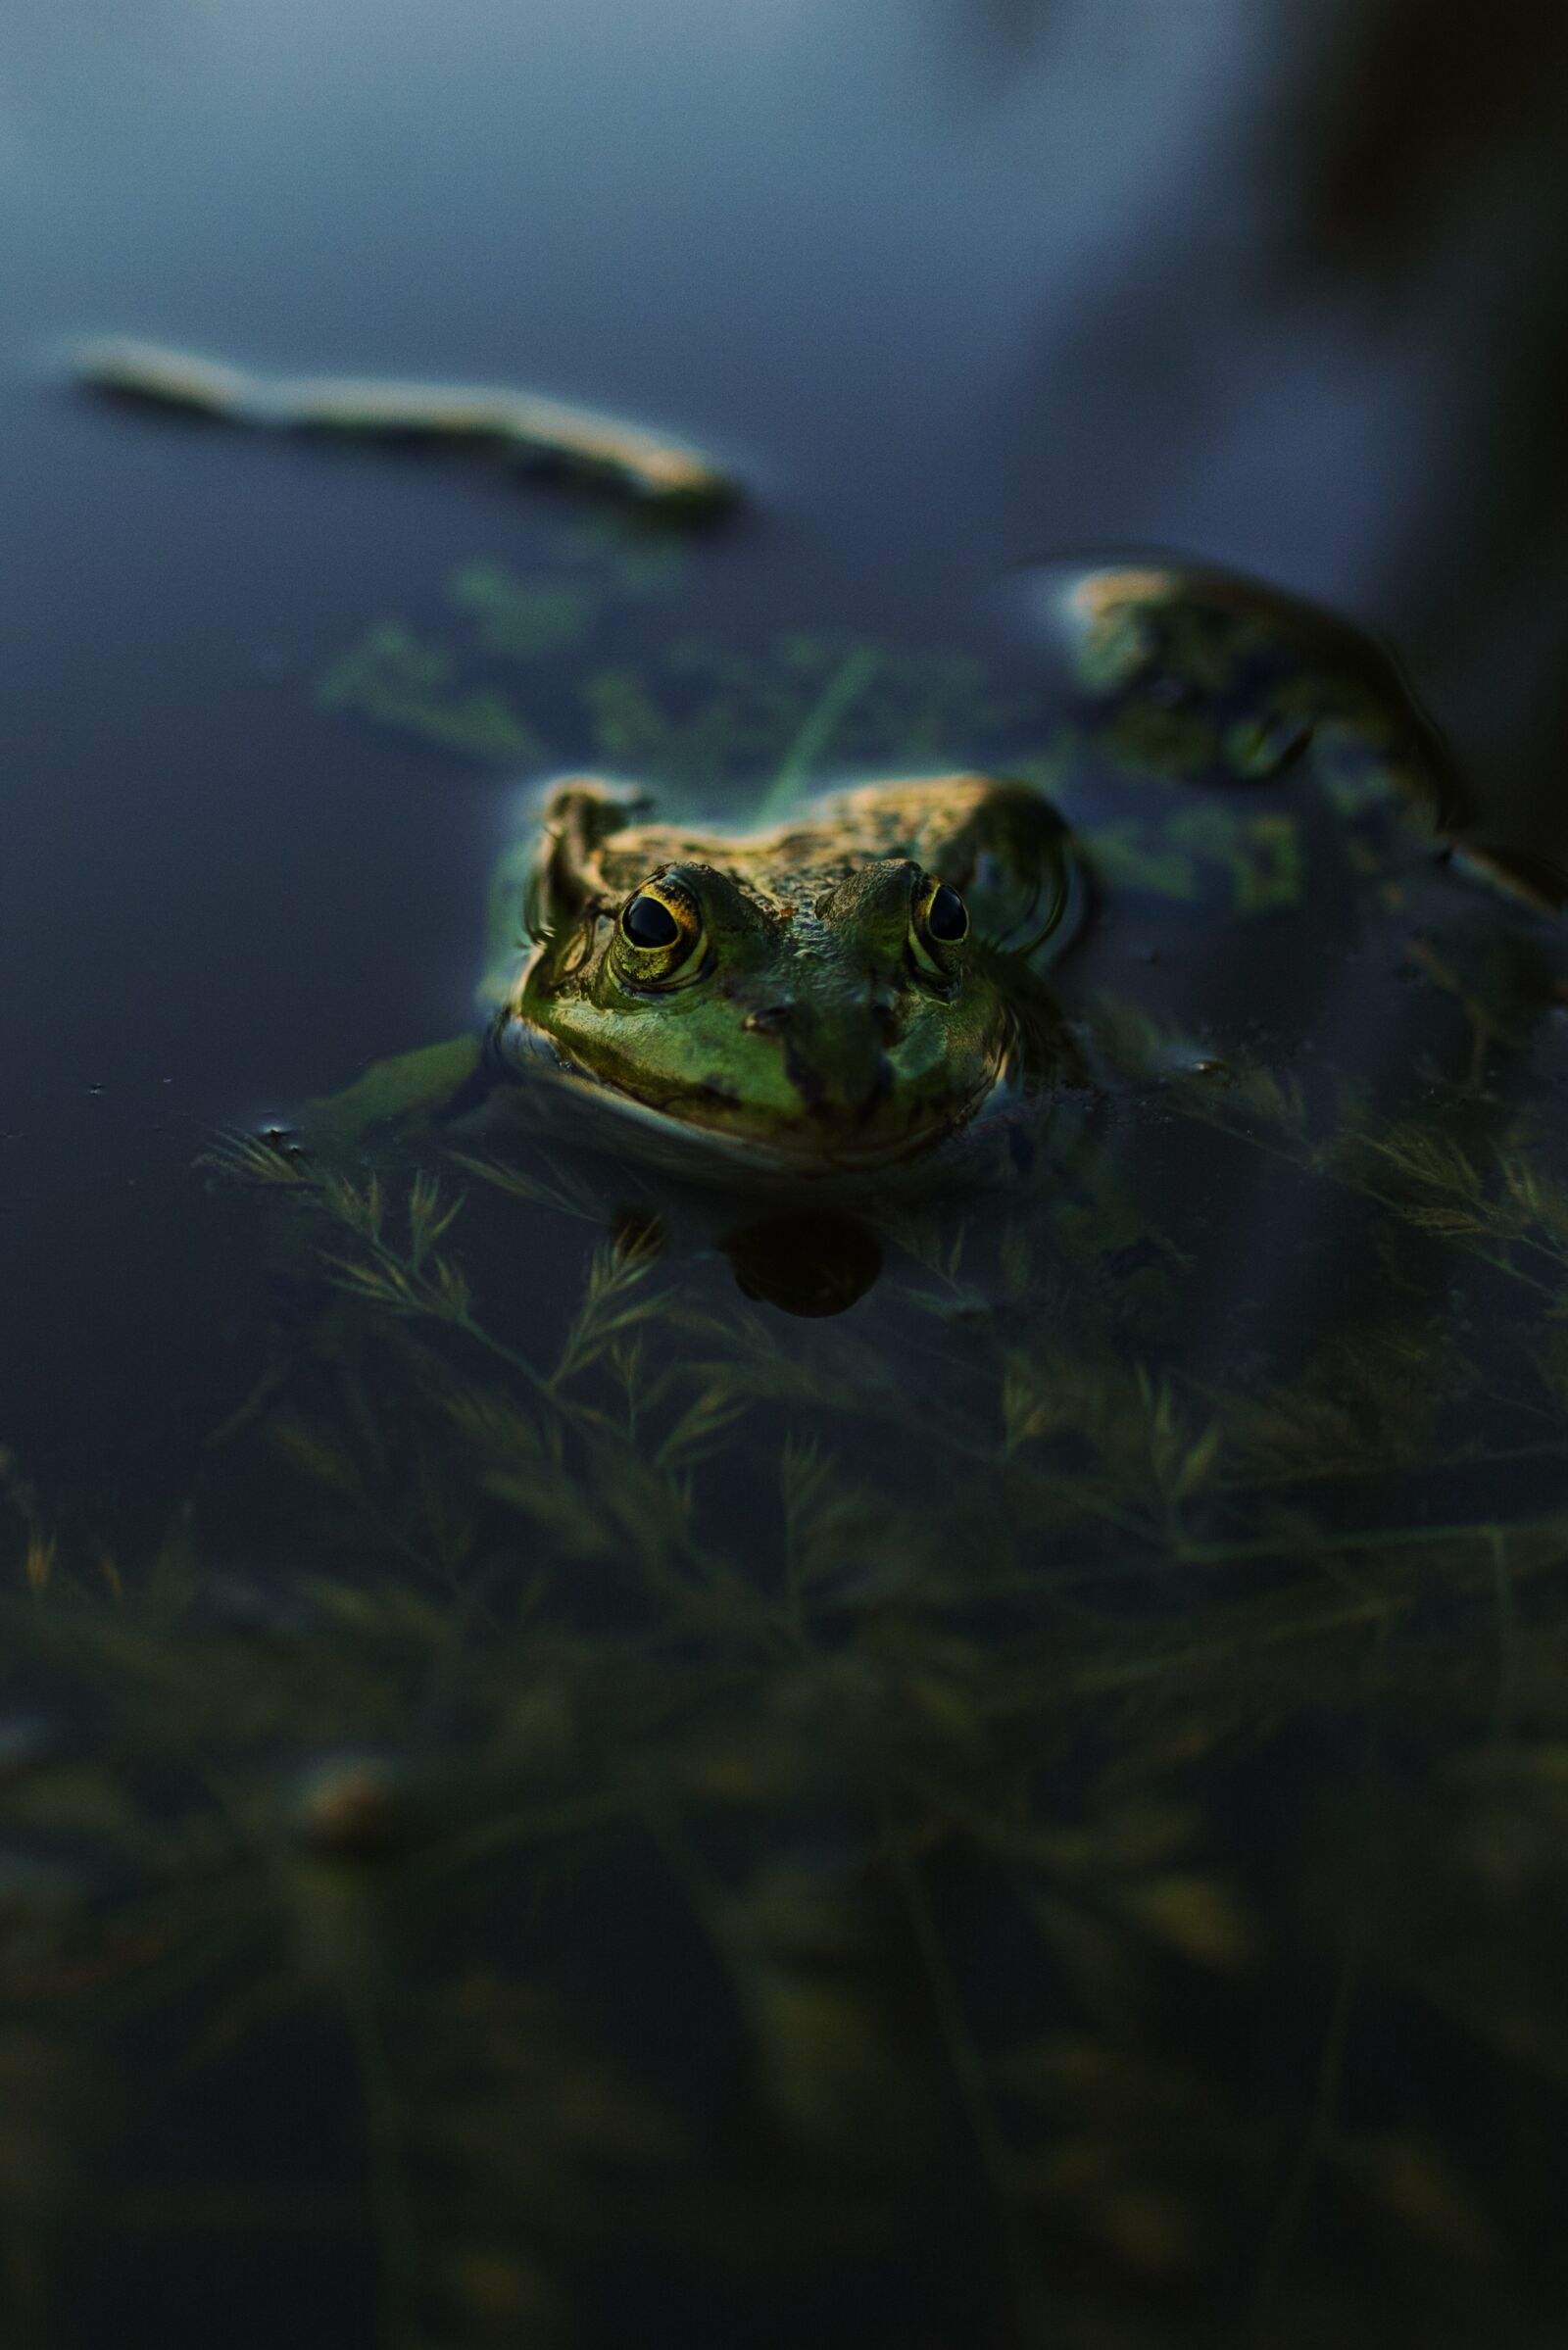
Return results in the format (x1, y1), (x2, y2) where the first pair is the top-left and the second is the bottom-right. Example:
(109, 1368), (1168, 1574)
(496, 784), (1067, 1170)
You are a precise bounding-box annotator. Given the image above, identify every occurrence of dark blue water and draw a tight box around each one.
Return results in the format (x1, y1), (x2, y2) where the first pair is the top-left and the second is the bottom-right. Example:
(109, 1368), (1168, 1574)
(6, 0), (1568, 1495)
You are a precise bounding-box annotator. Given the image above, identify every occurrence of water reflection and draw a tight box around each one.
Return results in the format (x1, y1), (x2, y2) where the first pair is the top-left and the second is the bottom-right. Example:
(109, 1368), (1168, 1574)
(1276, 0), (1568, 284)
(934, 0), (1062, 82)
(723, 1210), (883, 1315)
(1271, 0), (1568, 857)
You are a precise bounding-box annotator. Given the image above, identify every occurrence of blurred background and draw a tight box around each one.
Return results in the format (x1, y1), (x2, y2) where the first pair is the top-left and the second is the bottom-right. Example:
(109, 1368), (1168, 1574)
(4, 0), (1568, 1500)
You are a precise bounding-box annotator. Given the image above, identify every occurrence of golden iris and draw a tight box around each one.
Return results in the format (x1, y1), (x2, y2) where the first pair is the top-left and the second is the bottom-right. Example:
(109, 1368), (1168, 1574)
(613, 873), (707, 987)
(909, 874), (969, 972)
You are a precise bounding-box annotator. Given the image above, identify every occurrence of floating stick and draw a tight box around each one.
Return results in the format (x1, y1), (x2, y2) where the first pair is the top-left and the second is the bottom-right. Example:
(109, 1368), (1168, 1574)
(72, 335), (734, 510)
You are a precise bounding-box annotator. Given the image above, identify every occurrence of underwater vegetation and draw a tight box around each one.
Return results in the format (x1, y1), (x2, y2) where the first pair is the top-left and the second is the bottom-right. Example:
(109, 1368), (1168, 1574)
(7, 515), (1568, 2350)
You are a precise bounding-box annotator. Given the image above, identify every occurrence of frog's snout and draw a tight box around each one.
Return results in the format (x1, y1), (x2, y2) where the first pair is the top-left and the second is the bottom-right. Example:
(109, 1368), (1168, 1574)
(738, 989), (901, 1127)
(742, 994), (902, 1042)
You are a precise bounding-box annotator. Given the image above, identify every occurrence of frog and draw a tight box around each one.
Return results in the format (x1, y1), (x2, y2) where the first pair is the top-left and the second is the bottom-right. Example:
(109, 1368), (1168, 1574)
(489, 768), (1087, 1172)
(301, 558), (1560, 1198)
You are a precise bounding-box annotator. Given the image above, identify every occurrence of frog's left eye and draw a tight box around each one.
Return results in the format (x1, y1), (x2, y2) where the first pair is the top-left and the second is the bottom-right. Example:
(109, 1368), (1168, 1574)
(612, 873), (708, 988)
(910, 875), (969, 972)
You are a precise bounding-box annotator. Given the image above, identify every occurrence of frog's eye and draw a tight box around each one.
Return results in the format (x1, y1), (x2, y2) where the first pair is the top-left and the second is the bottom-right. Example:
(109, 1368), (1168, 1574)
(612, 874), (708, 988)
(909, 875), (969, 972)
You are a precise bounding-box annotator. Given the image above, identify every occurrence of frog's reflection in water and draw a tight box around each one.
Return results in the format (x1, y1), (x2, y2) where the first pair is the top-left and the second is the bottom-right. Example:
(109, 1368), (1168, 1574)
(605, 1198), (883, 1314)
(723, 1211), (883, 1316)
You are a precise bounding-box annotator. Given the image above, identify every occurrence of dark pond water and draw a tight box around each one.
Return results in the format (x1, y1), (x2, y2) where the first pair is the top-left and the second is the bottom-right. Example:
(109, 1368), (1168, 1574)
(7, 4), (1568, 2345)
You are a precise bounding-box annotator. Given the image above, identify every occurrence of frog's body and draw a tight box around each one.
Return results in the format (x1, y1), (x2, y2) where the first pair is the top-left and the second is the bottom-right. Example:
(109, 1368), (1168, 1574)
(1033, 561), (1467, 821)
(492, 771), (1086, 1171)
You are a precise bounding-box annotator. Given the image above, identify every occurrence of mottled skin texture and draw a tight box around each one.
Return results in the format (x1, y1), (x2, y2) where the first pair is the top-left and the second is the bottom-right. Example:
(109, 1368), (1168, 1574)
(495, 773), (1084, 1169)
(1043, 563), (1464, 821)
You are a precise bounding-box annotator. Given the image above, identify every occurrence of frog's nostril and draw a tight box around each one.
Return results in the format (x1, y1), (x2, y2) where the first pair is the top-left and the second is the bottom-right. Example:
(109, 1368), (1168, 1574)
(743, 1002), (794, 1036)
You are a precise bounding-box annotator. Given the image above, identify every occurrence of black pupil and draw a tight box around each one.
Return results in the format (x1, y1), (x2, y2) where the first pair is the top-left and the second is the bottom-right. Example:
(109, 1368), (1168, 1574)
(927, 883), (967, 942)
(623, 891), (681, 949)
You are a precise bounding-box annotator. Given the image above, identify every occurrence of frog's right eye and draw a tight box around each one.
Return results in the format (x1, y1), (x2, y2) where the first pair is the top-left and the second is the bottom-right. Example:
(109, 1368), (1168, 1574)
(612, 874), (708, 988)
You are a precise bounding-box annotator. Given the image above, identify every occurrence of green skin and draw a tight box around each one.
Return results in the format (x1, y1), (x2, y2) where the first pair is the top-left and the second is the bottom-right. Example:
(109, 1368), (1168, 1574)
(495, 772), (1084, 1171)
(313, 563), (1556, 1173)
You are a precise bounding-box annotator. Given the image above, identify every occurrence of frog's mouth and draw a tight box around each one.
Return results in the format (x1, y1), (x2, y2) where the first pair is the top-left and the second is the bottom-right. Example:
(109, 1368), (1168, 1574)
(497, 1017), (1005, 1177)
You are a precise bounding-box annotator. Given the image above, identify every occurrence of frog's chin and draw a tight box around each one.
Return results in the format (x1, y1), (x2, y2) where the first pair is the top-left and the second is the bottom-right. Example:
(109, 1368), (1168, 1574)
(497, 1023), (1000, 1183)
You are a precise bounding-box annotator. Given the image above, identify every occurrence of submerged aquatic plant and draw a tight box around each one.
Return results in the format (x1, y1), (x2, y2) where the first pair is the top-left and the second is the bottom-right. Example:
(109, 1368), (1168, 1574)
(15, 1022), (1568, 2345)
(10, 523), (1568, 2350)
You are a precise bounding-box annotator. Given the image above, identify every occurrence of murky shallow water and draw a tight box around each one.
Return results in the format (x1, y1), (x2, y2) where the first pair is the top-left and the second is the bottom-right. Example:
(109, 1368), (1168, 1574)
(5, 4), (1568, 2345)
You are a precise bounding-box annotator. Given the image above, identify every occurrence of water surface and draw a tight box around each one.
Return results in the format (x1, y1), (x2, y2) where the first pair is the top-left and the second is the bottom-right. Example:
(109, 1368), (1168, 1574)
(5, 5), (1568, 2344)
